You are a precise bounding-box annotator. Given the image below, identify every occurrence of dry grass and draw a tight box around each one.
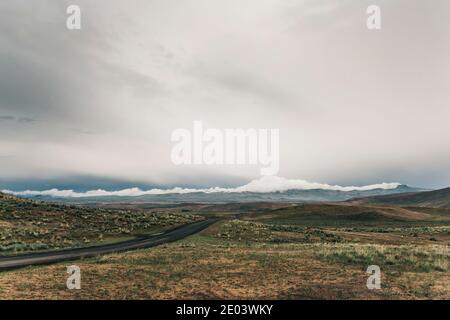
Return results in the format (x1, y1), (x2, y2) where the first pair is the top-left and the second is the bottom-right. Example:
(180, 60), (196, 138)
(314, 243), (449, 272)
(0, 193), (202, 254)
(1, 201), (449, 300)
(0, 234), (448, 300)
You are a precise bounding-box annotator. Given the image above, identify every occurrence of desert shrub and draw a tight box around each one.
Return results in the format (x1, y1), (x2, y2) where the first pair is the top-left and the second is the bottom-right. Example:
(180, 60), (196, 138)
(216, 220), (344, 244)
(314, 243), (449, 272)
(0, 242), (50, 252)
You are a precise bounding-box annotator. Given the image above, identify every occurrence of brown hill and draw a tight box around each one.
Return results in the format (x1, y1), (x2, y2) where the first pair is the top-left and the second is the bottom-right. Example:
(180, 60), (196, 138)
(244, 203), (431, 222)
(0, 192), (200, 254)
(349, 187), (450, 208)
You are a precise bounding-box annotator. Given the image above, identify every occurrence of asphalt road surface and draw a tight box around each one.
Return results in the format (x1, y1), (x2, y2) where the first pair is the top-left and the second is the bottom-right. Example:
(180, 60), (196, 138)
(0, 218), (217, 271)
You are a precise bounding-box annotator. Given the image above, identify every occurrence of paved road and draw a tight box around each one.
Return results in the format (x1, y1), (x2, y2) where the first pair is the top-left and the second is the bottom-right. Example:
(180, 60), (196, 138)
(0, 219), (217, 271)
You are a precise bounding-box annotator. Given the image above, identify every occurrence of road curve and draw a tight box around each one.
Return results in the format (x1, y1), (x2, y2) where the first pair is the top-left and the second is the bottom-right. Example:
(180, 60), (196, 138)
(0, 218), (217, 271)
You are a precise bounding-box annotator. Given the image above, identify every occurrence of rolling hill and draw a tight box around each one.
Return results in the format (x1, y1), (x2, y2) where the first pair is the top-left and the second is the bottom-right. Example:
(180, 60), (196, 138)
(243, 203), (432, 224)
(350, 187), (450, 208)
(0, 192), (201, 254)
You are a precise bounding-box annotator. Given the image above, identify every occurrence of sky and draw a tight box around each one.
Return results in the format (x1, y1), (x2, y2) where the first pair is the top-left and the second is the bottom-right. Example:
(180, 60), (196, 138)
(0, 0), (449, 191)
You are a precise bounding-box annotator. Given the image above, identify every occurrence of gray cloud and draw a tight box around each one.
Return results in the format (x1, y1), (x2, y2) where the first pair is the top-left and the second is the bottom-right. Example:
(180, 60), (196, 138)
(0, 116), (15, 121)
(0, 115), (36, 122)
(0, 0), (449, 189)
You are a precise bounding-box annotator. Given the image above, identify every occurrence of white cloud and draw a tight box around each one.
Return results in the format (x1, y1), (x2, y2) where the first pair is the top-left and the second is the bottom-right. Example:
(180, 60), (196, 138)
(2, 176), (401, 197)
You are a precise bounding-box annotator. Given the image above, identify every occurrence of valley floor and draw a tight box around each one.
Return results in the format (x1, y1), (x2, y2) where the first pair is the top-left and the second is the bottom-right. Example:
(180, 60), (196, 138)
(0, 218), (448, 299)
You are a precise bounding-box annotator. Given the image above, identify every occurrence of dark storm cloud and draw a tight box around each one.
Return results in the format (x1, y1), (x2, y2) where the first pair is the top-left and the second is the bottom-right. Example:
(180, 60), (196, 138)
(0, 116), (15, 121)
(0, 115), (36, 123)
(1, 1), (159, 110)
(0, 0), (164, 141)
(0, 51), (68, 118)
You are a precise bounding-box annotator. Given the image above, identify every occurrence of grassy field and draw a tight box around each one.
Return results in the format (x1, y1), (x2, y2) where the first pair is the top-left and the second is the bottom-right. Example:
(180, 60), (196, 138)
(0, 192), (202, 255)
(0, 212), (448, 299)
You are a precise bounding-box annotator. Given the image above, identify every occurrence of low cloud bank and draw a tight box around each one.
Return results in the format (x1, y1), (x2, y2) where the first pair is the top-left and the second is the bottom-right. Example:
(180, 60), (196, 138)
(2, 176), (402, 198)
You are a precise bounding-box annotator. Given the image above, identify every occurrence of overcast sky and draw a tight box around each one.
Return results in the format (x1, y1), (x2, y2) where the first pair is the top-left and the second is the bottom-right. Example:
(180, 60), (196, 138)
(0, 0), (449, 190)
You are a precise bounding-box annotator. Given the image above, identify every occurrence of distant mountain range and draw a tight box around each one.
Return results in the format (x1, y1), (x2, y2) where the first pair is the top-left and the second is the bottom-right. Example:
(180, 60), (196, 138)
(16, 184), (425, 204)
(350, 187), (450, 209)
